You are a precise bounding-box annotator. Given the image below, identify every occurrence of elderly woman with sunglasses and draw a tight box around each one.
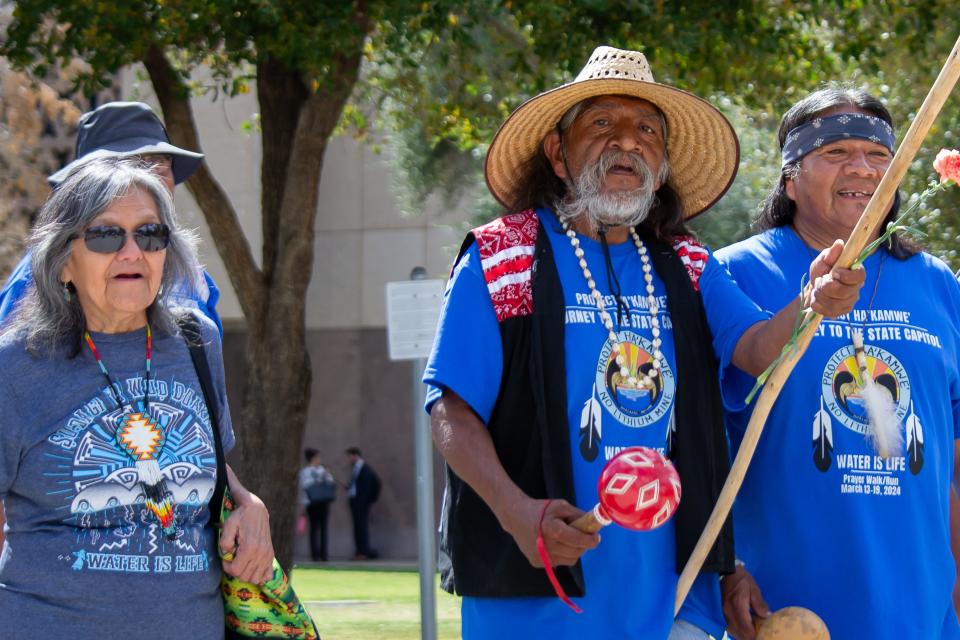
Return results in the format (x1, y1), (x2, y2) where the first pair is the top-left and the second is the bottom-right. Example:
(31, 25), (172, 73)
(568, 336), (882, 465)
(0, 158), (272, 639)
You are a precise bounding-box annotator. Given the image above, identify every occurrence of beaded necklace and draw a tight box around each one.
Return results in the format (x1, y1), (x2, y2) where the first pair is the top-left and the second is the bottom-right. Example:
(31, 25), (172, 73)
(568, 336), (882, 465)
(84, 324), (179, 540)
(562, 220), (663, 390)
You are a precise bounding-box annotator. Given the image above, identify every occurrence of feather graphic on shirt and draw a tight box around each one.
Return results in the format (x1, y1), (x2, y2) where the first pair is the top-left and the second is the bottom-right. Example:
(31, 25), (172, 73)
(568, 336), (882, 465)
(579, 384), (602, 462)
(812, 396), (834, 472)
(905, 401), (925, 475)
(666, 406), (677, 458)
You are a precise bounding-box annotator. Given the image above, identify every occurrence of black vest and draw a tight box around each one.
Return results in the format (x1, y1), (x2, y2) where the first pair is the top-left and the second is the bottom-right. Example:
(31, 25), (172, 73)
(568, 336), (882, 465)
(438, 212), (734, 597)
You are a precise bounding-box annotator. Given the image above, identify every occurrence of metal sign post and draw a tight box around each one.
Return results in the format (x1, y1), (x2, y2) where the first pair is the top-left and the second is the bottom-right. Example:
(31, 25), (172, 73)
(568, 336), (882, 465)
(386, 270), (444, 640)
(410, 355), (435, 640)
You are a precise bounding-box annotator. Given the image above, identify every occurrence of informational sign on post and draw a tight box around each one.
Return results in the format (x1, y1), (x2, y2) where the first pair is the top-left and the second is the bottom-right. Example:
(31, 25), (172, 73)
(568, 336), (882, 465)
(386, 271), (445, 640)
(385, 279), (445, 361)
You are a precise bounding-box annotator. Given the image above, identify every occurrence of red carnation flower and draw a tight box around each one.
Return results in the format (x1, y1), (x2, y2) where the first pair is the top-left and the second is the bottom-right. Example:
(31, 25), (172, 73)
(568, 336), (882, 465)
(933, 148), (960, 184)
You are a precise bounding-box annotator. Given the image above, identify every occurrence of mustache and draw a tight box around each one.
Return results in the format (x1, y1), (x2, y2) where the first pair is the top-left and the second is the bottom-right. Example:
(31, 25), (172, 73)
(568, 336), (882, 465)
(556, 149), (665, 233)
(587, 150), (654, 185)
(567, 149), (657, 206)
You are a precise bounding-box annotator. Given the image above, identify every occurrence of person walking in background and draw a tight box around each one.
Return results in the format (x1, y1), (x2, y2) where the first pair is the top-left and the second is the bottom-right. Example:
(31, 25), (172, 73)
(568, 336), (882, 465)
(299, 448), (336, 562)
(346, 447), (381, 560)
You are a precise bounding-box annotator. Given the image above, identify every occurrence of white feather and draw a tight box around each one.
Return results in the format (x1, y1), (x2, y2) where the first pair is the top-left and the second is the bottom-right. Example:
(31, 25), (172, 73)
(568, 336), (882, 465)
(905, 401), (924, 449)
(136, 459), (164, 486)
(862, 378), (902, 458)
(813, 397), (833, 442)
(811, 397), (834, 469)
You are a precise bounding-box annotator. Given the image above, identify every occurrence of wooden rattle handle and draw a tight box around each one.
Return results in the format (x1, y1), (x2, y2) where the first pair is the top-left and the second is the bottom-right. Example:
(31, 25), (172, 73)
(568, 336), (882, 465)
(571, 504), (611, 533)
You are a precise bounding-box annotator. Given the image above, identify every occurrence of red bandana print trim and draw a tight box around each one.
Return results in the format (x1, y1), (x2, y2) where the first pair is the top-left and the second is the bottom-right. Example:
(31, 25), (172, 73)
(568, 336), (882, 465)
(472, 215), (705, 318)
(473, 210), (539, 322)
(672, 235), (709, 291)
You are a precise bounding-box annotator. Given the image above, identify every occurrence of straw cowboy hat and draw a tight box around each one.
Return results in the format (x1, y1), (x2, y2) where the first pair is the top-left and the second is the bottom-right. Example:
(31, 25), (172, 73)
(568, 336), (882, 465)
(485, 45), (739, 219)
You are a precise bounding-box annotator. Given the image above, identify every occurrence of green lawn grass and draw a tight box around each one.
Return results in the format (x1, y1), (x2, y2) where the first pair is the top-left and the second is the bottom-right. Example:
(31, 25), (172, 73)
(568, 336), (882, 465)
(291, 566), (462, 639)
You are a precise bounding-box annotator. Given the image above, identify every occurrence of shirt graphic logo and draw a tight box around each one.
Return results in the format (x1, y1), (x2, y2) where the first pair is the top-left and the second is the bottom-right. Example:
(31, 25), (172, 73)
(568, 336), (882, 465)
(595, 330), (674, 428)
(820, 344), (910, 435)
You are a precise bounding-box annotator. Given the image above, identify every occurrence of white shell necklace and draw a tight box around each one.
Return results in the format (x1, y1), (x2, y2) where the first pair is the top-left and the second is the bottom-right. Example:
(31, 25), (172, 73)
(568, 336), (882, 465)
(562, 220), (662, 390)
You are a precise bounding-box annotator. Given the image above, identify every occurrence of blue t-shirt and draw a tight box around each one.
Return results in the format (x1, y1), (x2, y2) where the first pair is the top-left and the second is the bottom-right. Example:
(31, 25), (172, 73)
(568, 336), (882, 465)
(0, 251), (223, 335)
(424, 209), (768, 639)
(0, 254), (30, 322)
(0, 312), (233, 639)
(701, 226), (960, 640)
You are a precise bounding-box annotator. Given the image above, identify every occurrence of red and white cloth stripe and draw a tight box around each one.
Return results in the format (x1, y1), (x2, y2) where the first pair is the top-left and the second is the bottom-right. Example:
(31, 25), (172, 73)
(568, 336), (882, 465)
(471, 212), (710, 321)
(671, 235), (709, 291)
(473, 210), (539, 322)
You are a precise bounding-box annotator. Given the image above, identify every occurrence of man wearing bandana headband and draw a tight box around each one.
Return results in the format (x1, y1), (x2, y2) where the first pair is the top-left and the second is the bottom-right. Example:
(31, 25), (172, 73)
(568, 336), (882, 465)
(682, 87), (960, 639)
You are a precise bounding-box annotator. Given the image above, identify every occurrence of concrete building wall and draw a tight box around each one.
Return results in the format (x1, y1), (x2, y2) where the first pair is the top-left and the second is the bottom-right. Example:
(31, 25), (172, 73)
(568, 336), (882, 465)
(122, 69), (473, 560)
(221, 328), (448, 561)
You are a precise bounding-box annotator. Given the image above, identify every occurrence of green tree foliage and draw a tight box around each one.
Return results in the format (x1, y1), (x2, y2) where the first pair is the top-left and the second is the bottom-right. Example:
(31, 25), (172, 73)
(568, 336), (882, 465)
(690, 97), (782, 248)
(379, 1), (960, 263)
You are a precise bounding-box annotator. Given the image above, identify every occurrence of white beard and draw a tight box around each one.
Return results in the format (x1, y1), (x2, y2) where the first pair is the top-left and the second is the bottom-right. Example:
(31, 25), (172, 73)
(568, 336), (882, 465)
(556, 150), (669, 234)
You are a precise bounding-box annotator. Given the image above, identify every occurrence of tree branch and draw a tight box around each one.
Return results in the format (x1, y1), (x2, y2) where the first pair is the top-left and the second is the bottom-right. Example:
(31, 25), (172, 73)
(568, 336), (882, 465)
(143, 45), (264, 322)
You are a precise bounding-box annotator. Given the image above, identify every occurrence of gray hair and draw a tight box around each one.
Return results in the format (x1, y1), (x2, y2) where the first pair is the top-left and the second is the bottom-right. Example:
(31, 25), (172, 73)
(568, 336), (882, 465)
(556, 152), (671, 233)
(7, 156), (201, 354)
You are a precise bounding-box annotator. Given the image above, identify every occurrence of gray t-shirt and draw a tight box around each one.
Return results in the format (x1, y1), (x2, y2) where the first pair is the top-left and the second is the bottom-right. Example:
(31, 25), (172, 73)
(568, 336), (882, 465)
(0, 312), (234, 639)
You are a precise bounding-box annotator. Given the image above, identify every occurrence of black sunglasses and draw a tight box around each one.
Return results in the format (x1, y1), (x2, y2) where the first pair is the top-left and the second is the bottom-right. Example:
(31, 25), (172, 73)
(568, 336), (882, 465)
(80, 223), (171, 254)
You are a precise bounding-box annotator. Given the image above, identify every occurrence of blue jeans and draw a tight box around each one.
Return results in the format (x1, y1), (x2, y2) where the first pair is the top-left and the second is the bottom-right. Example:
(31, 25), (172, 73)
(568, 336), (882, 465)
(669, 619), (725, 640)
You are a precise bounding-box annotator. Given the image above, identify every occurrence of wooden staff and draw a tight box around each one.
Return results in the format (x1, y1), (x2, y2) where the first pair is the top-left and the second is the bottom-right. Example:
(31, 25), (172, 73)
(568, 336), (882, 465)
(674, 33), (960, 615)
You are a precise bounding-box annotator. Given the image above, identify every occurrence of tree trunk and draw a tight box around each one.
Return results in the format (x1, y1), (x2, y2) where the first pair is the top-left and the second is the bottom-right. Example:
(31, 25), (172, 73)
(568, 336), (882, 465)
(144, 9), (368, 567)
(143, 46), (263, 318)
(241, 42), (367, 568)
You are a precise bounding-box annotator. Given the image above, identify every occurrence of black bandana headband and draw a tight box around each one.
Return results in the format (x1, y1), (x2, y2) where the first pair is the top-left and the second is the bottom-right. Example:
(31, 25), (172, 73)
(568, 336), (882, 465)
(781, 112), (896, 168)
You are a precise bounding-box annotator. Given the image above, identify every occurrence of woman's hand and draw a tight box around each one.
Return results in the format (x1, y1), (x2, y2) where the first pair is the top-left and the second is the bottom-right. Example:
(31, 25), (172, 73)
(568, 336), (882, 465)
(221, 465), (275, 584)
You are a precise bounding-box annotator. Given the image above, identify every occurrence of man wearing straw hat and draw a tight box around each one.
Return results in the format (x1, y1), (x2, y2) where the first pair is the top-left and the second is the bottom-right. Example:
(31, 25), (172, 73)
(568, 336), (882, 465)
(688, 86), (960, 640)
(423, 47), (865, 638)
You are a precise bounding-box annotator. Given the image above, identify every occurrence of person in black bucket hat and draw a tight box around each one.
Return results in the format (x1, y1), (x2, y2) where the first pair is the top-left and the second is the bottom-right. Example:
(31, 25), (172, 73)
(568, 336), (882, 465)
(47, 102), (204, 186)
(0, 101), (219, 331)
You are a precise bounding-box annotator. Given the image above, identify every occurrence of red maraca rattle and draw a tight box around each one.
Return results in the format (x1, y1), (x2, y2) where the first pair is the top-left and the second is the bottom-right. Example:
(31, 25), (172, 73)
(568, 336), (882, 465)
(539, 446), (680, 614)
(572, 446), (681, 533)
